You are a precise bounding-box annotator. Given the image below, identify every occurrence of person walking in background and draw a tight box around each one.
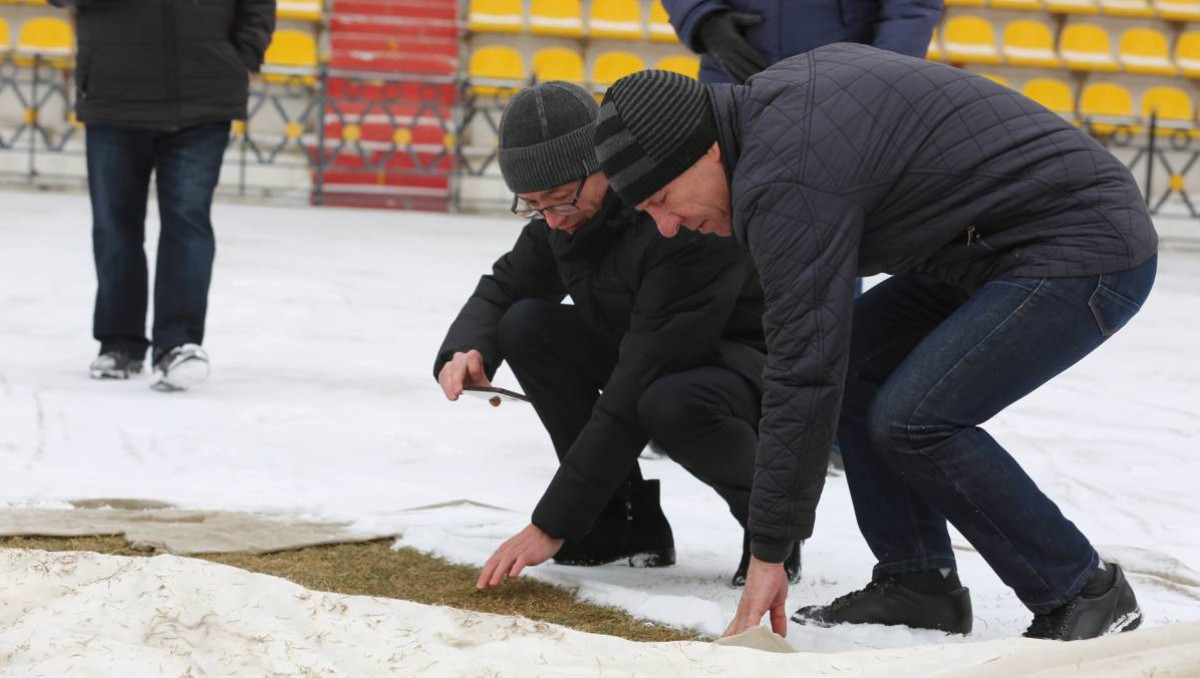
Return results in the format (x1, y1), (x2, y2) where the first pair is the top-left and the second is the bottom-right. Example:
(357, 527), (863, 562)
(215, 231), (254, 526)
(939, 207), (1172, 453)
(49, 0), (275, 391)
(436, 81), (799, 590)
(662, 0), (943, 84)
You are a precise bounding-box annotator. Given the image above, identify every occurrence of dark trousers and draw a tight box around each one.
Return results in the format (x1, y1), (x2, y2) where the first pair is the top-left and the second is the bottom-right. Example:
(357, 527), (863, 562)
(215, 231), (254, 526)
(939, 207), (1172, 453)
(839, 256), (1157, 613)
(87, 121), (229, 361)
(498, 299), (760, 527)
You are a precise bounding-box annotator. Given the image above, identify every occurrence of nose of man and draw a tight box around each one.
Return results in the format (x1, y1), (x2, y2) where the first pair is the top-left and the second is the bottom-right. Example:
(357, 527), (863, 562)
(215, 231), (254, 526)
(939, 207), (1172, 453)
(645, 205), (680, 238)
(545, 212), (568, 230)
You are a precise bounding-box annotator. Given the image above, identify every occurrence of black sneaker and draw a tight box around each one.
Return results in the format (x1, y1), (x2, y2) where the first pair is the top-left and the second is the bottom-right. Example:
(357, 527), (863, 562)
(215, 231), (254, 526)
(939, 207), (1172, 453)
(792, 573), (973, 634)
(90, 351), (144, 379)
(731, 532), (802, 587)
(1024, 563), (1142, 641)
(553, 479), (675, 568)
(151, 343), (210, 392)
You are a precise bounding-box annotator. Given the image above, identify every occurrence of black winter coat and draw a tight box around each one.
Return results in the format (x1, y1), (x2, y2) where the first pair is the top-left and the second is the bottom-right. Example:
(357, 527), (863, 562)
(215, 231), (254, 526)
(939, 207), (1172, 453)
(435, 191), (766, 541)
(715, 44), (1158, 555)
(51, 0), (276, 129)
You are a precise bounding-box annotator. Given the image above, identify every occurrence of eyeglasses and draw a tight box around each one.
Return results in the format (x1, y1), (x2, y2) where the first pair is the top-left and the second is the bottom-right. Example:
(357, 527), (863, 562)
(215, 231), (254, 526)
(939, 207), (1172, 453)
(511, 174), (588, 219)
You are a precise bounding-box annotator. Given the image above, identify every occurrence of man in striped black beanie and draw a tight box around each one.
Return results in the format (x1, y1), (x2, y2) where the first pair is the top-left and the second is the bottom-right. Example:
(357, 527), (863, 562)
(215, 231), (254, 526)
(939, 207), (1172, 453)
(596, 45), (1155, 644)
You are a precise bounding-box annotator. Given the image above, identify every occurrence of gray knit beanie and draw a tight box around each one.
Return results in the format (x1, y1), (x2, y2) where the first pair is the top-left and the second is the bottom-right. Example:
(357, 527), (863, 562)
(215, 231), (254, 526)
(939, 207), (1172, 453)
(497, 81), (601, 194)
(594, 70), (717, 206)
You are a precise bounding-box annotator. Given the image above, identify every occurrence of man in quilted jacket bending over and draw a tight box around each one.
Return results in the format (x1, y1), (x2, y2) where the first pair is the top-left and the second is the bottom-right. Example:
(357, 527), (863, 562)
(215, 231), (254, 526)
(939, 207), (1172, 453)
(594, 44), (1157, 642)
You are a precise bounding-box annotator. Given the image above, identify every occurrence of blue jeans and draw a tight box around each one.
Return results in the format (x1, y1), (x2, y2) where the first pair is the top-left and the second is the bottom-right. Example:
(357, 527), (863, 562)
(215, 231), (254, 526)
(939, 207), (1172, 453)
(839, 256), (1157, 613)
(87, 122), (229, 362)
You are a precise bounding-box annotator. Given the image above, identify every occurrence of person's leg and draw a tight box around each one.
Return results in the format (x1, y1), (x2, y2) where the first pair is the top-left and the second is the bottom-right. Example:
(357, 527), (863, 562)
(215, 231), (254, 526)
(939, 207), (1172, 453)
(87, 125), (155, 359)
(497, 299), (620, 462)
(638, 366), (758, 527)
(869, 256), (1157, 613)
(150, 121), (229, 362)
(838, 274), (968, 578)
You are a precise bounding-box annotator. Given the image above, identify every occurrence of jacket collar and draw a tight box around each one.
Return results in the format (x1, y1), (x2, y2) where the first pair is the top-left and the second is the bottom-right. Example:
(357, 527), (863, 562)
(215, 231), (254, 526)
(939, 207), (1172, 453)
(706, 84), (748, 244)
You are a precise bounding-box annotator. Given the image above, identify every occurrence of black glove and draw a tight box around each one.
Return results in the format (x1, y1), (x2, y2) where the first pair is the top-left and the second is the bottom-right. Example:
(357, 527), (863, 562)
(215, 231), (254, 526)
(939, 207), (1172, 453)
(695, 11), (768, 84)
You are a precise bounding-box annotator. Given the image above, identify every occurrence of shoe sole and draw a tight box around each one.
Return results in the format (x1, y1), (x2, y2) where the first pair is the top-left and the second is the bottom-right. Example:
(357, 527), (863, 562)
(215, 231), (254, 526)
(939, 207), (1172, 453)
(1109, 609), (1143, 635)
(151, 356), (210, 392)
(554, 548), (676, 568)
(90, 365), (143, 380)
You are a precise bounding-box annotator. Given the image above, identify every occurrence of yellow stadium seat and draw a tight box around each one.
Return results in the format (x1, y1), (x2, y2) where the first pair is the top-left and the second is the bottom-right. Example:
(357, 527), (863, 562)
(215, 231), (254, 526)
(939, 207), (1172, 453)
(592, 51), (645, 89)
(927, 27), (944, 61)
(263, 29), (318, 86)
(14, 16), (73, 67)
(276, 0), (322, 22)
(1141, 86), (1194, 134)
(532, 47), (585, 83)
(468, 45), (526, 97)
(656, 55), (700, 79)
(648, 1), (678, 43)
(530, 0), (583, 37)
(1080, 82), (1137, 134)
(945, 0), (986, 6)
(943, 16), (1001, 64)
(1154, 0), (1200, 20)
(1176, 31), (1200, 77)
(1002, 20), (1060, 68)
(1023, 77), (1077, 119)
(1060, 23), (1119, 71)
(589, 0), (643, 40)
(1117, 27), (1176, 75)
(979, 73), (1013, 88)
(1098, 0), (1155, 15)
(991, 0), (1044, 9)
(0, 17), (10, 54)
(1045, 0), (1099, 13)
(468, 0), (523, 33)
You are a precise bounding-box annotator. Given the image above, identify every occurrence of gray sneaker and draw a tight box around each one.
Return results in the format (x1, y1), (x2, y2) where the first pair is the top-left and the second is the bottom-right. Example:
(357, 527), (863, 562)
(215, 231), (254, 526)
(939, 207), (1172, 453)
(90, 351), (144, 380)
(151, 343), (210, 392)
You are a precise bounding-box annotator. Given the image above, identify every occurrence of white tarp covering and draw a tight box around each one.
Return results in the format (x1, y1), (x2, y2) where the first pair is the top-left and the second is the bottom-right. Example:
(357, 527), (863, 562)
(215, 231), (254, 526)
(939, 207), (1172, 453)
(2, 549), (1198, 677)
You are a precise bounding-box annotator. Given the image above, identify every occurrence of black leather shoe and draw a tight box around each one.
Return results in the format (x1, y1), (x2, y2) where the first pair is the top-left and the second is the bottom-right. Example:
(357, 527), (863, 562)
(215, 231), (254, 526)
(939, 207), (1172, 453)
(792, 573), (973, 634)
(553, 479), (675, 568)
(1024, 564), (1141, 641)
(730, 532), (801, 587)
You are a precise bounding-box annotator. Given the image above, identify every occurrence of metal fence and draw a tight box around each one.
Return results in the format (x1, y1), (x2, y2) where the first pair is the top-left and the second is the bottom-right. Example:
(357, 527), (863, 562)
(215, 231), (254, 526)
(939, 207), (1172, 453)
(3, 54), (1200, 218)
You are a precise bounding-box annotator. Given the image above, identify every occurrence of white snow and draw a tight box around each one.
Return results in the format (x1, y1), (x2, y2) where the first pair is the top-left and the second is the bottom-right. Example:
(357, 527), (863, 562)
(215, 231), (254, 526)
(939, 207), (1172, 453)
(3, 549), (1199, 677)
(1, 188), (1198, 657)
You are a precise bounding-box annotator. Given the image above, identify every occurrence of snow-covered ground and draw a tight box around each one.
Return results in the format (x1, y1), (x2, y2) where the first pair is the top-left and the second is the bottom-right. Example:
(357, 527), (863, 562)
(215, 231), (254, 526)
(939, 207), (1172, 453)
(1, 189), (1198, 654)
(4, 549), (1198, 676)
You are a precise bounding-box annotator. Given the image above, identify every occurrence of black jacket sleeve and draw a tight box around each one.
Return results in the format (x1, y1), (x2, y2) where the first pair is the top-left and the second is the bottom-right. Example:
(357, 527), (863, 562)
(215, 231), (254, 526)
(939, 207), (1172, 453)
(532, 231), (753, 541)
(740, 182), (862, 561)
(235, 0), (277, 72)
(433, 221), (566, 380)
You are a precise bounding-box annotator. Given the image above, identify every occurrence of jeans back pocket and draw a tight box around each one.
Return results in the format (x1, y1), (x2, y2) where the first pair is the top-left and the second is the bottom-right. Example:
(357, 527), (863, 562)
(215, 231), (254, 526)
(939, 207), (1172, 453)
(1088, 281), (1142, 337)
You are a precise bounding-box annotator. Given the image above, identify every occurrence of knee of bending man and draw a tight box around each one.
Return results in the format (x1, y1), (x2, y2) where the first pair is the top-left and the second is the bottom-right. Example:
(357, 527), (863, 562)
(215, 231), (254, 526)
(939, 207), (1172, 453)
(497, 299), (554, 359)
(638, 375), (706, 452)
(866, 386), (962, 458)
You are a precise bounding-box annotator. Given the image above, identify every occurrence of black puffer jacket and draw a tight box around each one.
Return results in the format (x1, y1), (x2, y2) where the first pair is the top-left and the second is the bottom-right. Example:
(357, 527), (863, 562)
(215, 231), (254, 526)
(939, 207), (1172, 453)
(714, 44), (1158, 557)
(435, 191), (766, 541)
(51, 0), (276, 129)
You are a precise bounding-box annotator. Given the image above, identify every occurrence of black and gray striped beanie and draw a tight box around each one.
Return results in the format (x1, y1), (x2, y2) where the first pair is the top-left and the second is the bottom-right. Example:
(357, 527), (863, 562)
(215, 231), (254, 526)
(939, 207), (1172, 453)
(497, 81), (600, 194)
(594, 70), (717, 206)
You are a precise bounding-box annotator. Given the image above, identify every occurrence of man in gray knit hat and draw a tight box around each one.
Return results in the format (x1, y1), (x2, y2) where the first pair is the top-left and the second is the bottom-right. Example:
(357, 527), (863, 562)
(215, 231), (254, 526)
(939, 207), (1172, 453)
(594, 44), (1155, 641)
(433, 81), (799, 589)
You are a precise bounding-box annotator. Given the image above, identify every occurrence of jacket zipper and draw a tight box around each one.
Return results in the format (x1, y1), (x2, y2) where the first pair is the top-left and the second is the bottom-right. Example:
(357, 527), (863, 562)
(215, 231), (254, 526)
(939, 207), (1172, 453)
(163, 0), (180, 129)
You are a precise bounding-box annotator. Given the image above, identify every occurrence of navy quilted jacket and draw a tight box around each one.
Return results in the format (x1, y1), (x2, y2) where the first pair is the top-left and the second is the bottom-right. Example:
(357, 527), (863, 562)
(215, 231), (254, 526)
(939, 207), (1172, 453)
(714, 44), (1158, 551)
(663, 0), (942, 83)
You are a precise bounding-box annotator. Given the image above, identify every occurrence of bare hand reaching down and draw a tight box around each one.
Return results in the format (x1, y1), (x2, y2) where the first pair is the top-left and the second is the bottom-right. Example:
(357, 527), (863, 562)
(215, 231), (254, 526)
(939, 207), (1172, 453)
(476, 524), (564, 589)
